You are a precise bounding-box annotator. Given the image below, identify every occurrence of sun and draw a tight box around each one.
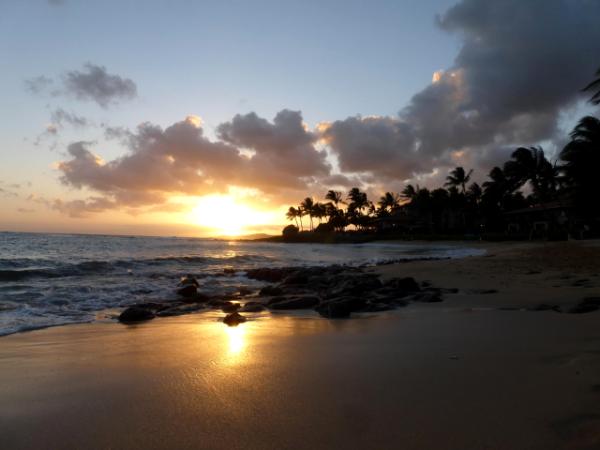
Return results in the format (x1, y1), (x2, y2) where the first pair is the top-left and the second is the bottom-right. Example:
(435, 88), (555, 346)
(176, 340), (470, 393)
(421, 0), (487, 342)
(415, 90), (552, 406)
(188, 194), (276, 236)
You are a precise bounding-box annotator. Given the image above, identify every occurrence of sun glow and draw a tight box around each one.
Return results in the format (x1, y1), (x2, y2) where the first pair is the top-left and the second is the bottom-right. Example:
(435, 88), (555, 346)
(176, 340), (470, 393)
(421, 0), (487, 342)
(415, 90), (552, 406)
(188, 194), (278, 236)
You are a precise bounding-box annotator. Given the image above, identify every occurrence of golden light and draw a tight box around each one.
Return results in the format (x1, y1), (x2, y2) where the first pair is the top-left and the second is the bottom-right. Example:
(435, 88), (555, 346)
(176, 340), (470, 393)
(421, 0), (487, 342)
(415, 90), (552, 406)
(188, 194), (278, 236)
(224, 324), (246, 356)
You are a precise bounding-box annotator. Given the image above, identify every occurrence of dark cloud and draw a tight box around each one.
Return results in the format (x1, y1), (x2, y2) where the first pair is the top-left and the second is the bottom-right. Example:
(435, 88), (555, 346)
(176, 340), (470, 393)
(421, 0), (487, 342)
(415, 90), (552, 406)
(63, 63), (137, 107)
(319, 0), (600, 186)
(319, 116), (420, 180)
(56, 112), (331, 216)
(25, 64), (137, 108)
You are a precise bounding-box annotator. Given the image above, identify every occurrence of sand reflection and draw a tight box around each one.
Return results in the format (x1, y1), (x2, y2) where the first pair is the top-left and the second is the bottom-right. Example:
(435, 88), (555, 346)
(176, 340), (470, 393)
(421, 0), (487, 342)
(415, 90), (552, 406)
(224, 324), (246, 357)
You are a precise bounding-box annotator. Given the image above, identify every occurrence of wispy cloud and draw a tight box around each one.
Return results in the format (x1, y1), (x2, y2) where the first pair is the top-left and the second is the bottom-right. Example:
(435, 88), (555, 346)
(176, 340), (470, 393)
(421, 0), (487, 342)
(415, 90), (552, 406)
(25, 63), (137, 108)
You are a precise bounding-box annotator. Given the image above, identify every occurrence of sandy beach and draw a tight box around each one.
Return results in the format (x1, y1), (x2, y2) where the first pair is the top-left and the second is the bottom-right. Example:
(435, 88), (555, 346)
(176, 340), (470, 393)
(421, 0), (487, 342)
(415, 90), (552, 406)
(1, 241), (600, 450)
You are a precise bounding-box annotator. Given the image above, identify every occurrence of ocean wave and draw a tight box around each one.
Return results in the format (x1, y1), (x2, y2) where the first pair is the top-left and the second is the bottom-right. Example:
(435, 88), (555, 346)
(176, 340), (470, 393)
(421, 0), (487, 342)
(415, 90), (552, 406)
(0, 253), (274, 282)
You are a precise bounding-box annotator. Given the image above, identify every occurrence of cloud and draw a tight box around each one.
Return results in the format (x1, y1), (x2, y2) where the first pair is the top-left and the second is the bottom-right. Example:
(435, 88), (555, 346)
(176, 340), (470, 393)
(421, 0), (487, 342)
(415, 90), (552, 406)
(62, 63), (137, 107)
(318, 0), (600, 186)
(217, 109), (330, 179)
(46, 0), (600, 216)
(24, 76), (53, 94)
(319, 116), (420, 180)
(25, 64), (137, 108)
(55, 111), (331, 216)
(50, 108), (89, 128)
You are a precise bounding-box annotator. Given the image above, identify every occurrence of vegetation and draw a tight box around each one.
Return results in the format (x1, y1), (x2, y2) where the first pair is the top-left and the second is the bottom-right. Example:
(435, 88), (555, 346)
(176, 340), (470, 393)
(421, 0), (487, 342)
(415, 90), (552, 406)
(283, 68), (600, 241)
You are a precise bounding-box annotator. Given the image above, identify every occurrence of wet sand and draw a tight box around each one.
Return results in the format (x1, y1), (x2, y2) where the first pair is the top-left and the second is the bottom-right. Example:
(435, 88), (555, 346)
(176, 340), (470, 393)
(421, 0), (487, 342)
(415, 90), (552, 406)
(1, 241), (600, 449)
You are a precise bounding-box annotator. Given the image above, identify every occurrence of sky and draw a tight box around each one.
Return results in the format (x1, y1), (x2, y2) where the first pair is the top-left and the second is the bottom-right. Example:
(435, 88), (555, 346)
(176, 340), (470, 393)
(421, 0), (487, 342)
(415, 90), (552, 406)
(0, 0), (599, 236)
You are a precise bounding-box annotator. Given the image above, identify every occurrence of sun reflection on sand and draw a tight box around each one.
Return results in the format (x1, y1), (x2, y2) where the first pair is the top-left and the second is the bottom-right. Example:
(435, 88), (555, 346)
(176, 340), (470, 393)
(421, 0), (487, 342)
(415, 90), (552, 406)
(224, 324), (247, 359)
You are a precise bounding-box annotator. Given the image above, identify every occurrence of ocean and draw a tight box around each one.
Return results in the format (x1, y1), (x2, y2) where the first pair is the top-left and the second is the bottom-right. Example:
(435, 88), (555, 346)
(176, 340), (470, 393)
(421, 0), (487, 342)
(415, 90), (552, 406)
(0, 232), (485, 336)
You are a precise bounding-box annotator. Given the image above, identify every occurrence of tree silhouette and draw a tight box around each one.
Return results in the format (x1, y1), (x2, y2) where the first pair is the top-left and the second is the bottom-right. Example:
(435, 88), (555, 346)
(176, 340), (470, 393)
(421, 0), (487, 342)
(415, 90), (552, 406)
(445, 167), (473, 193)
(583, 66), (600, 105)
(377, 192), (401, 216)
(286, 206), (300, 229)
(401, 184), (418, 201)
(560, 115), (600, 214)
(325, 190), (344, 206)
(300, 197), (315, 231)
(503, 146), (557, 202)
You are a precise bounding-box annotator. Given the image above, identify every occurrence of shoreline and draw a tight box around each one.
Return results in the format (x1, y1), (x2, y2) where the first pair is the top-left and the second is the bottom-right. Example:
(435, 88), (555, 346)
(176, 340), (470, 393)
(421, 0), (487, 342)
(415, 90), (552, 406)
(1, 241), (600, 449)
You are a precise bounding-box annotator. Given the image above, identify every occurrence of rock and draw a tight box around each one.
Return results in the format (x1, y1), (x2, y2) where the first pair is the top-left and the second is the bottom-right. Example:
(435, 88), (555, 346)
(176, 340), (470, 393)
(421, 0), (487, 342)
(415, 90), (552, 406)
(223, 312), (246, 326)
(326, 274), (382, 298)
(238, 286), (253, 296)
(259, 285), (284, 297)
(407, 292), (443, 303)
(118, 306), (155, 323)
(245, 267), (291, 282)
(240, 302), (266, 313)
(383, 277), (420, 293)
(180, 276), (199, 287)
(316, 301), (352, 318)
(176, 284), (197, 297)
(157, 304), (205, 317)
(281, 272), (309, 285)
(269, 295), (321, 310)
(362, 302), (395, 312)
(221, 302), (241, 313)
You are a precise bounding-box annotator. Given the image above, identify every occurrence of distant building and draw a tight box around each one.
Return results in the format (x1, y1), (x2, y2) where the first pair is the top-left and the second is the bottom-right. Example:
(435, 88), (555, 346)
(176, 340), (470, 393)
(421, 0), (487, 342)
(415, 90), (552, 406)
(503, 201), (577, 240)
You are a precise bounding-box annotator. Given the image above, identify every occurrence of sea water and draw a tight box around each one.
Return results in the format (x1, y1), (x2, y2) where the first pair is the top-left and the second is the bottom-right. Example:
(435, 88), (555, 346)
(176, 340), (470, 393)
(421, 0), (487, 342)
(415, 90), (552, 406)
(0, 232), (484, 335)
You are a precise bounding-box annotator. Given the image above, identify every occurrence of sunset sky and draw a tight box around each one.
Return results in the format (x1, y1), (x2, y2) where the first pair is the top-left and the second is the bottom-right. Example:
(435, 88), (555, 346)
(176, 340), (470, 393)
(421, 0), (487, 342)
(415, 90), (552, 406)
(1, 0), (599, 236)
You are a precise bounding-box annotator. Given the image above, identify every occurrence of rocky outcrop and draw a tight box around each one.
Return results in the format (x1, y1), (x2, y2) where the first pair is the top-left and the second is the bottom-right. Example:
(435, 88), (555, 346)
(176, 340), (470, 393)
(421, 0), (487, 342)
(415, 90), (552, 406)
(269, 295), (321, 310)
(118, 306), (156, 322)
(223, 312), (246, 326)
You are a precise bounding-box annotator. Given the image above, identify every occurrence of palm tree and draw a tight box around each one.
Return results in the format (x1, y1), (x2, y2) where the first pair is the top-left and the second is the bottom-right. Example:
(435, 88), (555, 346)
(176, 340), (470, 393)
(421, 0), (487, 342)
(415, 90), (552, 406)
(560, 115), (600, 214)
(296, 204), (305, 231)
(286, 206), (299, 228)
(300, 197), (315, 231)
(445, 167), (473, 194)
(401, 184), (418, 201)
(347, 187), (369, 213)
(312, 202), (327, 225)
(325, 190), (344, 207)
(583, 66), (600, 104)
(503, 146), (557, 202)
(467, 182), (482, 205)
(377, 192), (400, 215)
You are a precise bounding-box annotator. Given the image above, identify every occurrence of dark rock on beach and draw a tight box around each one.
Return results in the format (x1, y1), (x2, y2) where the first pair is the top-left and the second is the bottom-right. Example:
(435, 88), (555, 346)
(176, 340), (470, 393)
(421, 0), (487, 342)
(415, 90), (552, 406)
(383, 277), (420, 293)
(316, 301), (353, 318)
(259, 285), (284, 296)
(179, 276), (199, 287)
(157, 304), (205, 317)
(223, 312), (247, 326)
(176, 284), (198, 298)
(269, 295), (320, 310)
(245, 267), (292, 283)
(119, 306), (156, 323)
